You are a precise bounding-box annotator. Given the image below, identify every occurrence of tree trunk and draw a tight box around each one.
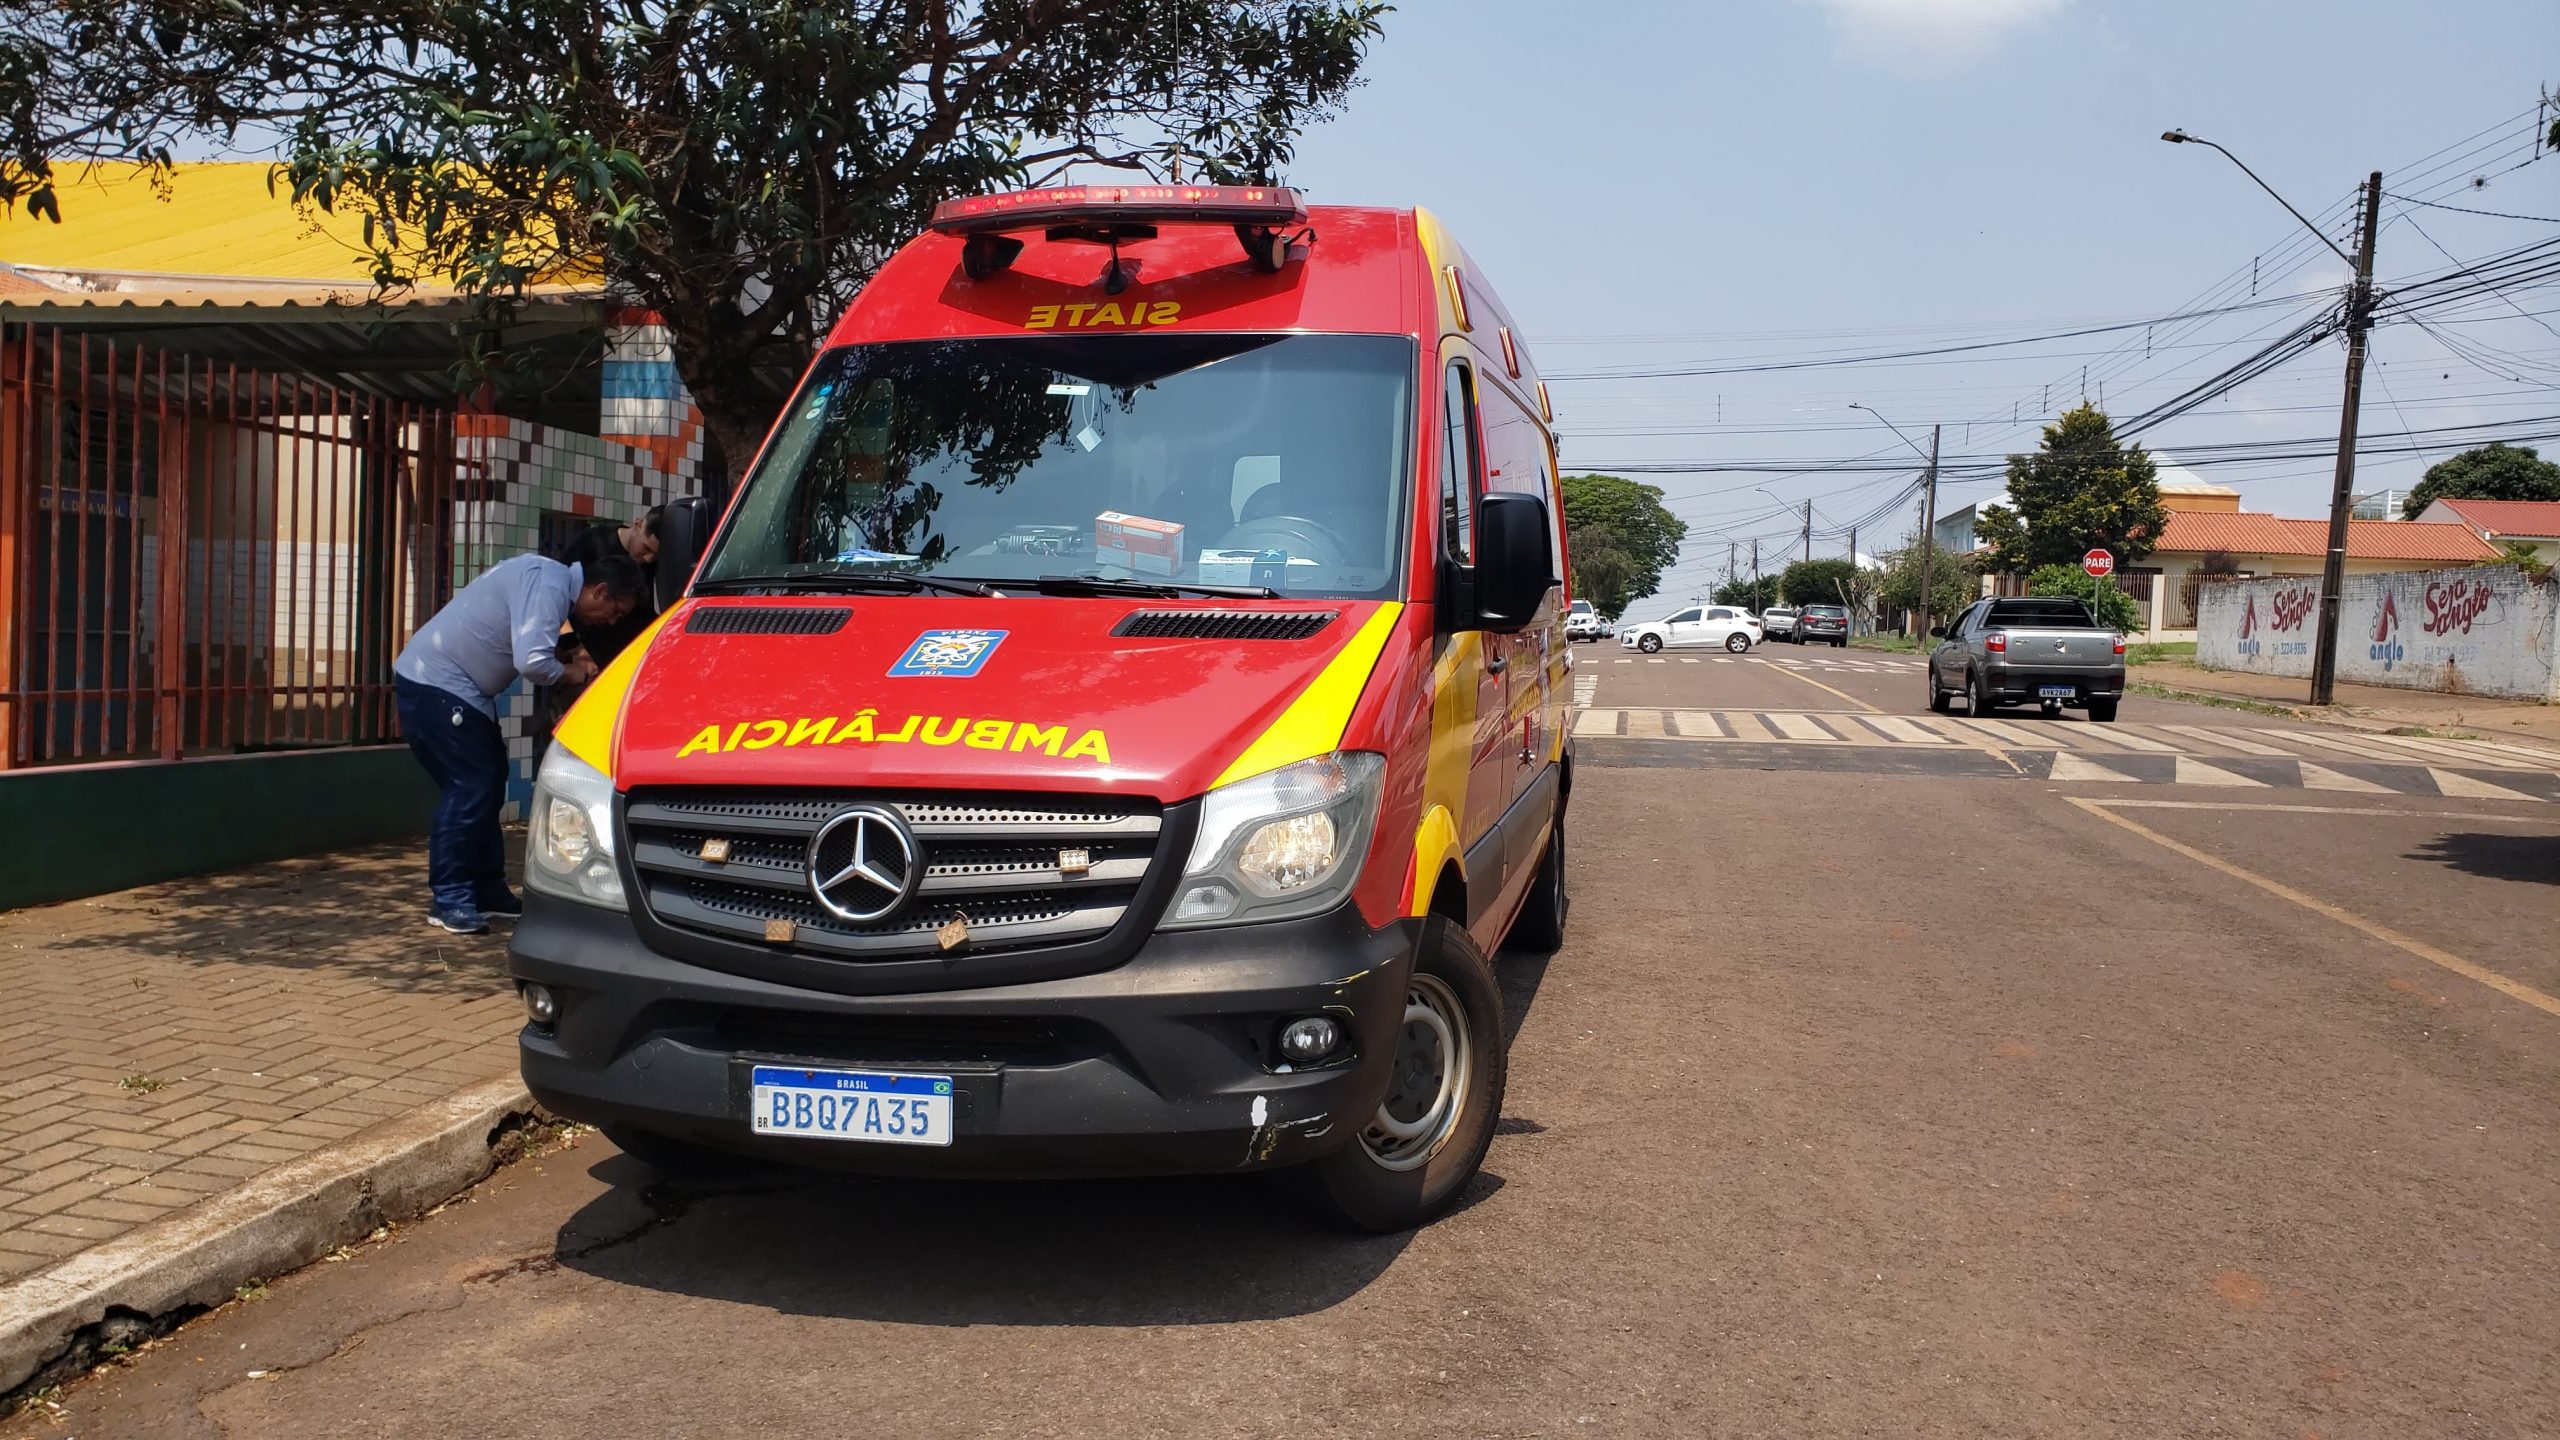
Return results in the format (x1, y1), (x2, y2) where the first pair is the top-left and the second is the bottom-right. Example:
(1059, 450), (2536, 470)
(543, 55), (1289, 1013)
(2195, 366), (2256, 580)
(663, 318), (798, 502)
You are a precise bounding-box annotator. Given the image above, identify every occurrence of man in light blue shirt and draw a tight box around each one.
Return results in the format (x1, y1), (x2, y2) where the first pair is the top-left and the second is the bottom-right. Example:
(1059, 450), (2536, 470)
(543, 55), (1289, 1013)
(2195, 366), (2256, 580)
(394, 552), (645, 933)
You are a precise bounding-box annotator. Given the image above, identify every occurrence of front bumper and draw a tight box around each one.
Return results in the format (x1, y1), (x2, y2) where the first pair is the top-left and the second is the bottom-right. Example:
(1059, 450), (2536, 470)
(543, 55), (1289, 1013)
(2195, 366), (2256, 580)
(1980, 664), (2126, 703)
(510, 896), (1420, 1177)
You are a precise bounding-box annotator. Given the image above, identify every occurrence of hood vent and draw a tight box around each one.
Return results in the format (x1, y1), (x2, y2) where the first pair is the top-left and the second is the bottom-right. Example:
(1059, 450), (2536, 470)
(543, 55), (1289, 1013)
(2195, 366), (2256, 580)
(687, 606), (854, 636)
(1111, 609), (1339, 641)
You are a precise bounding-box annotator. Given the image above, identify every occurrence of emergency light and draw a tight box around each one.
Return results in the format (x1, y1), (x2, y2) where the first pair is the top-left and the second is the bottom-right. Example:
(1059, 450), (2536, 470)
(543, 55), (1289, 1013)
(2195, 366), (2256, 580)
(931, 185), (1312, 283)
(929, 185), (1307, 234)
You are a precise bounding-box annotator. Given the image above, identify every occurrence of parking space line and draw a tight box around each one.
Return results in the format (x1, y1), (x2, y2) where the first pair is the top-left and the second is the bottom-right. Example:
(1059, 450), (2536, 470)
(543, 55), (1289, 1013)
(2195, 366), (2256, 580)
(2067, 797), (2560, 1020)
(1679, 657), (1701, 664)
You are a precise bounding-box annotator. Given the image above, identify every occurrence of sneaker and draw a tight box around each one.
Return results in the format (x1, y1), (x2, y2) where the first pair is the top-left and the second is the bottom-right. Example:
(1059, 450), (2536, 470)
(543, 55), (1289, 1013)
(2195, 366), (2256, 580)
(428, 903), (491, 935)
(475, 889), (525, 919)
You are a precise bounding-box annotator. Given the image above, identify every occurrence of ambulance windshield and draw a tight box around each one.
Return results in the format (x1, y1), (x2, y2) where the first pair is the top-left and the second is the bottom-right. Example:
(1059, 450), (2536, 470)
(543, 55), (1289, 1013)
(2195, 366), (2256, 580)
(702, 334), (1416, 600)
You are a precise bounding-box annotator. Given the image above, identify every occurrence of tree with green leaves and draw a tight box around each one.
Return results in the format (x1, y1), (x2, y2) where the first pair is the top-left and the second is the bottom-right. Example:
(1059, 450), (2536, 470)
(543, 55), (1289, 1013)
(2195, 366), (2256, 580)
(1778, 557), (1859, 608)
(1877, 544), (1977, 627)
(0, 1), (1385, 466)
(2400, 442), (2560, 518)
(1561, 474), (1686, 618)
(2026, 563), (2141, 633)
(1974, 405), (2168, 573)
(1712, 576), (1779, 612)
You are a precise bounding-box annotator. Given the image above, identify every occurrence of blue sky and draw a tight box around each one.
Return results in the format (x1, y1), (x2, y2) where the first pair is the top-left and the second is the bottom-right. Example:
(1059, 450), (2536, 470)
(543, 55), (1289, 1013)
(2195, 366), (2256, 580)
(1281, 0), (2560, 599)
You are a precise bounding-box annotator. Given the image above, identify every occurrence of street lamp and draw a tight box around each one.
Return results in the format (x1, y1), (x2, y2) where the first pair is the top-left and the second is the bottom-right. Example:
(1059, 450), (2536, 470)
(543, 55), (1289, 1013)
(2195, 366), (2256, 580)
(1850, 404), (1941, 640)
(2161, 128), (2380, 706)
(2159, 132), (2353, 267)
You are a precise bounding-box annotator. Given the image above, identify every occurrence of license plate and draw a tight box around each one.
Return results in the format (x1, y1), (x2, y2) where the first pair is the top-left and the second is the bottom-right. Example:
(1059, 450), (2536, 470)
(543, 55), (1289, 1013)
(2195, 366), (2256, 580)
(749, 1066), (953, 1147)
(2038, 685), (2075, 699)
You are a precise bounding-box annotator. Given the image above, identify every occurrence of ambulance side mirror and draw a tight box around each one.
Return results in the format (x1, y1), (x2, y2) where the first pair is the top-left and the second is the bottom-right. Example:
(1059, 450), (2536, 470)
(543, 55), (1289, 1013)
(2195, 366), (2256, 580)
(1471, 492), (1557, 634)
(656, 497), (712, 610)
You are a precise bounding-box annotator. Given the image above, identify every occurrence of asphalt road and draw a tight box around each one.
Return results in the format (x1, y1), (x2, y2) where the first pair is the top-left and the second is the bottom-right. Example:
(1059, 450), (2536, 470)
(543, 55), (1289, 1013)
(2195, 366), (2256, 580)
(23, 644), (2560, 1438)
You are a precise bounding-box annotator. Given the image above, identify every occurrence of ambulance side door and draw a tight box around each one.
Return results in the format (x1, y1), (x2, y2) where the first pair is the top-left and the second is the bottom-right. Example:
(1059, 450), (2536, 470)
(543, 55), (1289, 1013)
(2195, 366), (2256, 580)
(1440, 356), (1512, 905)
(1475, 380), (1563, 869)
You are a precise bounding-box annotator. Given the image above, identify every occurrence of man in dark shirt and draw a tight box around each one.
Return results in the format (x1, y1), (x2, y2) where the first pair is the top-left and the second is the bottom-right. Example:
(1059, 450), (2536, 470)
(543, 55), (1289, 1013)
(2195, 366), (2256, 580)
(555, 507), (664, 665)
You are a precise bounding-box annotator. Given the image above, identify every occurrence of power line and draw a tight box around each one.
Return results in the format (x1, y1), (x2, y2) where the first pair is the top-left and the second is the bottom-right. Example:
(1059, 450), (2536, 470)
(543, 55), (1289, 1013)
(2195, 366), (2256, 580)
(2385, 192), (2560, 225)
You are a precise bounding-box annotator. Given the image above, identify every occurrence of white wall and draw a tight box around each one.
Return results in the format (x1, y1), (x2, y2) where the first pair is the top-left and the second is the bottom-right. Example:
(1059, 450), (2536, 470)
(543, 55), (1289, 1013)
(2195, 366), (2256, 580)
(2196, 565), (2558, 701)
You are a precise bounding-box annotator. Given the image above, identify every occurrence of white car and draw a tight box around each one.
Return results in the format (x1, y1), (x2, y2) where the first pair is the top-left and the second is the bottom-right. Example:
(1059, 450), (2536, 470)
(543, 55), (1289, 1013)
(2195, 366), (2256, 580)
(1621, 604), (1760, 654)
(1565, 598), (1604, 642)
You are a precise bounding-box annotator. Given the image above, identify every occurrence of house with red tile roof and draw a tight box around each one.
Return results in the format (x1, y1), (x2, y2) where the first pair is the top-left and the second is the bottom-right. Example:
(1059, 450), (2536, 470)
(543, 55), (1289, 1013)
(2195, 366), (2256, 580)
(2134, 508), (2499, 639)
(2413, 497), (2560, 565)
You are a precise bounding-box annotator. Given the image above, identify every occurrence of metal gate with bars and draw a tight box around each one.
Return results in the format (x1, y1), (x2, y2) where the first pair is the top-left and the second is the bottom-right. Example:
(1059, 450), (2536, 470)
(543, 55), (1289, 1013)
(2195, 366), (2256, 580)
(0, 323), (470, 767)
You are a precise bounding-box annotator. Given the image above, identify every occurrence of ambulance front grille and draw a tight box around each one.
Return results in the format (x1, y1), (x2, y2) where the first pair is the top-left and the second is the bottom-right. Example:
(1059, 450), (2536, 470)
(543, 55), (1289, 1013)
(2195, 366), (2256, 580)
(622, 788), (1165, 961)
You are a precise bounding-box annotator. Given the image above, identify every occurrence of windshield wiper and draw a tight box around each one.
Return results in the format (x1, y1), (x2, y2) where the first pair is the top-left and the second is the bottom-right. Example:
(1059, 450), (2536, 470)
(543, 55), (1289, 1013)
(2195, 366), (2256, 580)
(995, 574), (1281, 600)
(694, 571), (999, 598)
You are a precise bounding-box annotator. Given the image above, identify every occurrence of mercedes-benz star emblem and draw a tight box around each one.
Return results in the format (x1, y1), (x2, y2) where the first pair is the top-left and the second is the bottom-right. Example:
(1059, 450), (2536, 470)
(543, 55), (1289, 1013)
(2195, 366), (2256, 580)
(805, 805), (922, 924)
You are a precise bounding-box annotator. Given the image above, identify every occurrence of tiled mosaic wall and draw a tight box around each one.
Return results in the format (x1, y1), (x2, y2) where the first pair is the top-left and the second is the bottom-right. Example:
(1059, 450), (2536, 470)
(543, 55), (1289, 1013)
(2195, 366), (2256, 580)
(601, 306), (708, 484)
(450, 411), (704, 817)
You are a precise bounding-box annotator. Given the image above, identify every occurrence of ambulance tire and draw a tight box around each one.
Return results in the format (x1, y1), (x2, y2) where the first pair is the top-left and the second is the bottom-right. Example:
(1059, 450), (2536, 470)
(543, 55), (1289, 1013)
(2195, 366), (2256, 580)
(604, 1124), (758, 1179)
(1505, 818), (1568, 954)
(1297, 917), (1505, 1233)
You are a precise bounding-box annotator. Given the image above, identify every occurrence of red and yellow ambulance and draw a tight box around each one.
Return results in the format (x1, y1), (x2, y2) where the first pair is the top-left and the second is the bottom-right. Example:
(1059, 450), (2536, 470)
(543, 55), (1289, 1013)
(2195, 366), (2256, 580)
(512, 185), (1571, 1229)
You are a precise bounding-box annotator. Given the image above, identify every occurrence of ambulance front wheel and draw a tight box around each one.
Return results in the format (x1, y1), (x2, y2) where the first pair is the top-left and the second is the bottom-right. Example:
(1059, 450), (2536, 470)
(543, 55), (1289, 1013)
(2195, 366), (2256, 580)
(1297, 917), (1505, 1232)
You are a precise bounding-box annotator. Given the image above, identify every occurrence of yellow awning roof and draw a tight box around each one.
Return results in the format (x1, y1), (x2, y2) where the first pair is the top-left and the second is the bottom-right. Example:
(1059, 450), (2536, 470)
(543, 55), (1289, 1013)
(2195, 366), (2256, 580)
(0, 161), (600, 286)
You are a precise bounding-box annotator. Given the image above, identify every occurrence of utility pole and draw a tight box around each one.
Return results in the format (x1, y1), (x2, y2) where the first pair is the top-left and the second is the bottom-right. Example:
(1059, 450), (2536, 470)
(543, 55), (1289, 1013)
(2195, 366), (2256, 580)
(1750, 539), (1760, 604)
(1847, 525), (1860, 636)
(1801, 500), (1813, 563)
(1914, 424), (1942, 640)
(2310, 171), (2383, 707)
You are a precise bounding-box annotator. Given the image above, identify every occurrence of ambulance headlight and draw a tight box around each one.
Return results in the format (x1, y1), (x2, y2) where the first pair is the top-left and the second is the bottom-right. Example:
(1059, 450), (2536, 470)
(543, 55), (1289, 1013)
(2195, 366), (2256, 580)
(1160, 752), (1385, 930)
(525, 746), (626, 911)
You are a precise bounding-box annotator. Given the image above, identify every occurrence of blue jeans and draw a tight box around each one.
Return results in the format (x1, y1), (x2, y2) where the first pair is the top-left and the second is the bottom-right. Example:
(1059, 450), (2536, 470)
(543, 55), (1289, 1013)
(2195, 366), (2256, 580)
(395, 675), (508, 911)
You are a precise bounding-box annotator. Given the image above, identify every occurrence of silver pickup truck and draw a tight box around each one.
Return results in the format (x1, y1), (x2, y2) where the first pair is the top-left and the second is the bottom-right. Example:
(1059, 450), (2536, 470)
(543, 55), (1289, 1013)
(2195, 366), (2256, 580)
(1925, 596), (2126, 722)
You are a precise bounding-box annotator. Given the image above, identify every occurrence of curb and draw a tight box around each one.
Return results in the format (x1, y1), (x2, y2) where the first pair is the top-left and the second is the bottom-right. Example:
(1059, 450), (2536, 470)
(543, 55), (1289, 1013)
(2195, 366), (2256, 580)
(0, 1073), (534, 1396)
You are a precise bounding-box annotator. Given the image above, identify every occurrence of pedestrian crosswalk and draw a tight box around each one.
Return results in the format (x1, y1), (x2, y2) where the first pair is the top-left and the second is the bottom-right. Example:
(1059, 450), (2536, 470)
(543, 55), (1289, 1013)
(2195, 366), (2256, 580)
(1604, 653), (1924, 673)
(1572, 707), (2557, 765)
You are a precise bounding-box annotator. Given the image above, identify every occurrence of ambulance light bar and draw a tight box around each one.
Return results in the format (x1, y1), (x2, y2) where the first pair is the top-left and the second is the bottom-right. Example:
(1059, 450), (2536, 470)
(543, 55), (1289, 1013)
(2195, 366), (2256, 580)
(929, 185), (1307, 236)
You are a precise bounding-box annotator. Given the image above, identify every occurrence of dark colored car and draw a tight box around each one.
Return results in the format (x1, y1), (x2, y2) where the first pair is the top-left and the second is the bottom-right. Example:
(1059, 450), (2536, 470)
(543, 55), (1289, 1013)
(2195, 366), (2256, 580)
(1796, 604), (1849, 646)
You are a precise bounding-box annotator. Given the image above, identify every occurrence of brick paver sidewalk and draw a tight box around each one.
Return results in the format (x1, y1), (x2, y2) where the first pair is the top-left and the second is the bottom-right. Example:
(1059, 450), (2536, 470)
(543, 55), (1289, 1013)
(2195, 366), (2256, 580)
(0, 846), (521, 1281)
